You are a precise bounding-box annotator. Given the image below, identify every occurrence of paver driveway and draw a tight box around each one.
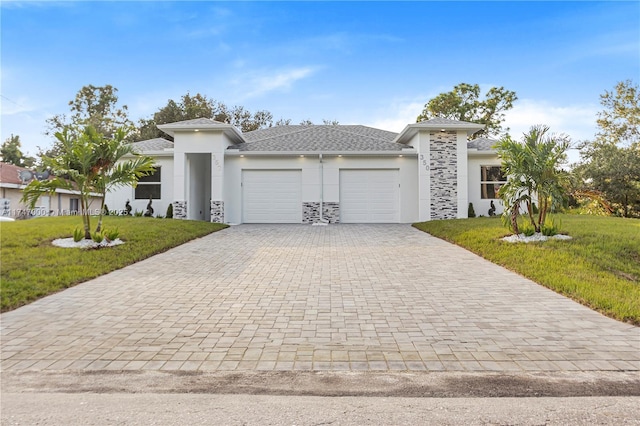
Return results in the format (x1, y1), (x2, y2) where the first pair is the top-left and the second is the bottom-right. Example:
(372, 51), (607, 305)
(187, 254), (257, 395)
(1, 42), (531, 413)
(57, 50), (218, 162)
(1, 224), (638, 373)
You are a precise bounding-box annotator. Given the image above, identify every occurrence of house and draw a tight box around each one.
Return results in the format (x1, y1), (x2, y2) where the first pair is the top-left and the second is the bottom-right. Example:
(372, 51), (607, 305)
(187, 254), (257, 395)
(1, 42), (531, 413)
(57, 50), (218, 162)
(0, 162), (102, 219)
(106, 118), (505, 223)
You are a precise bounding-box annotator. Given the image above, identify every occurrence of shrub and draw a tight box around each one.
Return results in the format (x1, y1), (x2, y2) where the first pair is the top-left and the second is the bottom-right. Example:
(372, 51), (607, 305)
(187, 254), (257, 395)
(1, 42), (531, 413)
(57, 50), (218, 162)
(166, 203), (173, 219)
(468, 203), (476, 218)
(519, 222), (536, 237)
(91, 231), (104, 244)
(73, 228), (83, 242)
(541, 217), (561, 236)
(103, 228), (119, 242)
(134, 210), (143, 217)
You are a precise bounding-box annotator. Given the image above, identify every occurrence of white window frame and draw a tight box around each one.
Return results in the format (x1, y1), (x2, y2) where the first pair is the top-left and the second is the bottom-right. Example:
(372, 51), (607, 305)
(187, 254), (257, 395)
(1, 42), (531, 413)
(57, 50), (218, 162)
(480, 165), (506, 199)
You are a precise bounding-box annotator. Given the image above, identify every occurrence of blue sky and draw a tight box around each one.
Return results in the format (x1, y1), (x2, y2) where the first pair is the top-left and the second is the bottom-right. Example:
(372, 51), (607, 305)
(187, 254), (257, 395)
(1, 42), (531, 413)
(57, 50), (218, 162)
(1, 1), (638, 162)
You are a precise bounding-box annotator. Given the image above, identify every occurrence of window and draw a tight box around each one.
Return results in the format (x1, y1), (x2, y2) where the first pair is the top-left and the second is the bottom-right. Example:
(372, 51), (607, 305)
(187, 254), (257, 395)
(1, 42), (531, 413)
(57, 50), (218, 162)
(480, 166), (506, 199)
(135, 167), (161, 200)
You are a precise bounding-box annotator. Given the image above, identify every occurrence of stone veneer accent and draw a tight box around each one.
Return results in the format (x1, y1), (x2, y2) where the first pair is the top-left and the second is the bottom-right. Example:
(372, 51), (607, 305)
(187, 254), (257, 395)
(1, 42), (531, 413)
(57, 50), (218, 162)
(303, 202), (320, 224)
(322, 202), (340, 223)
(430, 131), (457, 220)
(210, 200), (224, 223)
(173, 201), (187, 219)
(303, 202), (340, 224)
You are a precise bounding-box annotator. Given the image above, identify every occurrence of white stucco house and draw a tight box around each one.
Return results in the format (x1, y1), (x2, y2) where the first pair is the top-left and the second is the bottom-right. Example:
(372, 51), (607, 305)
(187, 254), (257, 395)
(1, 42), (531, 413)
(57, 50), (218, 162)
(106, 117), (505, 224)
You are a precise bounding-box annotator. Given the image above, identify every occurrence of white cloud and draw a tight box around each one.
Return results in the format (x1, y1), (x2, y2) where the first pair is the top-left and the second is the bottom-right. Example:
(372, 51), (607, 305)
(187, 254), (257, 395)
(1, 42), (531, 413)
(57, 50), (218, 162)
(364, 99), (425, 133)
(503, 99), (598, 143)
(237, 67), (317, 99)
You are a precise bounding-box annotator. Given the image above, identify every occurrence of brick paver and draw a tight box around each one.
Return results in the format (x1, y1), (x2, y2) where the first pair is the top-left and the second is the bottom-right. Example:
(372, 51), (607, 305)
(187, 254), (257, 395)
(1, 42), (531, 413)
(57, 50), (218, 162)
(1, 225), (638, 372)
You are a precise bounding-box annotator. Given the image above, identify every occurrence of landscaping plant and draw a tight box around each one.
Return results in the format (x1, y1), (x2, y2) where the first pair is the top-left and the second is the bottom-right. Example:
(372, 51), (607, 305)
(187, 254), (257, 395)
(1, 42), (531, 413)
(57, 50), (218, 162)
(496, 125), (570, 234)
(21, 125), (155, 239)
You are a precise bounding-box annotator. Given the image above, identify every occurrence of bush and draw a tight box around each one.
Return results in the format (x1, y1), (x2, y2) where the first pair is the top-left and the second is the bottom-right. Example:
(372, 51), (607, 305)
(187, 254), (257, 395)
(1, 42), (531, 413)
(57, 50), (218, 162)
(73, 228), (83, 242)
(520, 222), (536, 237)
(541, 217), (561, 236)
(468, 202), (476, 218)
(103, 228), (119, 242)
(91, 231), (104, 244)
(166, 203), (173, 219)
(134, 210), (143, 217)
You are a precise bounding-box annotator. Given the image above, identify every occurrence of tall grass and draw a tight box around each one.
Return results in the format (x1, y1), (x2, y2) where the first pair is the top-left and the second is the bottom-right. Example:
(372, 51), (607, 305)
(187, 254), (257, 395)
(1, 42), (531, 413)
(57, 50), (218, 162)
(413, 215), (640, 325)
(1, 216), (227, 312)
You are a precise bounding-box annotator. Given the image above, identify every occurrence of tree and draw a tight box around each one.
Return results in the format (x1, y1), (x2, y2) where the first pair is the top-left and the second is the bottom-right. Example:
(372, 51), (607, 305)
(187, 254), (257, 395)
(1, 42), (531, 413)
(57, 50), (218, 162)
(275, 118), (292, 126)
(46, 84), (133, 138)
(417, 83), (517, 138)
(596, 79), (639, 146)
(22, 125), (155, 239)
(497, 125), (570, 234)
(42, 85), (133, 159)
(576, 80), (640, 217)
(1, 134), (35, 167)
(134, 93), (277, 141)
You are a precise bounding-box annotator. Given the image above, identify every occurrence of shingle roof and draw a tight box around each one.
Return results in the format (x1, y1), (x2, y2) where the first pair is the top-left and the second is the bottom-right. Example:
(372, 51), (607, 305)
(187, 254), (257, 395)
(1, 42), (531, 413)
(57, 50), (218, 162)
(232, 125), (404, 152)
(130, 138), (174, 153)
(0, 162), (30, 185)
(416, 117), (485, 128)
(467, 137), (498, 151)
(0, 162), (51, 185)
(162, 118), (226, 127)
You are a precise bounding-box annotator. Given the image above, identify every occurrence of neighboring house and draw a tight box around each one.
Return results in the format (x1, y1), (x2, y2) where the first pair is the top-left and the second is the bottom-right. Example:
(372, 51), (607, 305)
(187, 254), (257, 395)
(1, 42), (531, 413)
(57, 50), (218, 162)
(106, 117), (505, 224)
(0, 162), (102, 219)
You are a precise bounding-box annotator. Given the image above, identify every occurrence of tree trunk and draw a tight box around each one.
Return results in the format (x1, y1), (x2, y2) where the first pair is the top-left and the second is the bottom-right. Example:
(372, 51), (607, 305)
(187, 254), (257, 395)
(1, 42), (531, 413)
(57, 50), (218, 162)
(95, 193), (106, 233)
(526, 200), (536, 230)
(510, 204), (520, 235)
(624, 194), (629, 217)
(80, 196), (91, 239)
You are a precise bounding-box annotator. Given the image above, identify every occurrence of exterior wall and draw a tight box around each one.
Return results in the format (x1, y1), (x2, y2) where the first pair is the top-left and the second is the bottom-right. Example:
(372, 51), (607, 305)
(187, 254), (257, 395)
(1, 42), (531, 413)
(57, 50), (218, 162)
(105, 156), (174, 217)
(224, 154), (418, 224)
(171, 131), (232, 221)
(415, 132), (430, 222)
(467, 154), (505, 217)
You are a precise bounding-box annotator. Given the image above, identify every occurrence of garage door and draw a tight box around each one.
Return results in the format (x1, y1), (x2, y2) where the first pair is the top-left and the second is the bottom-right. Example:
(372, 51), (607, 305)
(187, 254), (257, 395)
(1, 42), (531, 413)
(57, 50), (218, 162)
(340, 169), (399, 223)
(243, 170), (302, 223)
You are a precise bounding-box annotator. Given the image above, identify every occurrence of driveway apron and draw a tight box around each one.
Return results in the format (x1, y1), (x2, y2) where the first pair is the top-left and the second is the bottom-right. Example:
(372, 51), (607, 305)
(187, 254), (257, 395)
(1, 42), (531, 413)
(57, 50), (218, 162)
(1, 224), (638, 373)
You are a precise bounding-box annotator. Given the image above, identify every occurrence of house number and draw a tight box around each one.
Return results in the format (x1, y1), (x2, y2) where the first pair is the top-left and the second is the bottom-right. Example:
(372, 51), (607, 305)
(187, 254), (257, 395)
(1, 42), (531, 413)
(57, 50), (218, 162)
(419, 154), (430, 171)
(212, 155), (222, 171)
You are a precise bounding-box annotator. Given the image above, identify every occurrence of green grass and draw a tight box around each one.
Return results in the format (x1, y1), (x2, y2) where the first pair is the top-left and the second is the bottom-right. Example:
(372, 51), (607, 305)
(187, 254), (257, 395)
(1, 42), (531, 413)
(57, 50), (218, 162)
(1, 216), (227, 312)
(413, 214), (640, 325)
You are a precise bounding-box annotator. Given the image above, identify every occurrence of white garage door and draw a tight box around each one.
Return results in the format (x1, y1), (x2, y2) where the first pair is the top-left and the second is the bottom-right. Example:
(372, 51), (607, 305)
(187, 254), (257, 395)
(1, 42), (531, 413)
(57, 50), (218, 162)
(340, 169), (400, 223)
(243, 170), (302, 223)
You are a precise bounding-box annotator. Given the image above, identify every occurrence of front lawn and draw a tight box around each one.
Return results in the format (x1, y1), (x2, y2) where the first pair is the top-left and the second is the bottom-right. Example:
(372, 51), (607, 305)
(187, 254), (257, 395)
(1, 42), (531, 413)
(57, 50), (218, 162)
(0, 216), (227, 312)
(413, 214), (640, 325)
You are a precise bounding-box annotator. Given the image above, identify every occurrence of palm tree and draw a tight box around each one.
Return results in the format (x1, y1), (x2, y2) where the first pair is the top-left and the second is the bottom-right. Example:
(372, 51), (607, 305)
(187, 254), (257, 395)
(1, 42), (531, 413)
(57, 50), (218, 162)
(22, 125), (155, 239)
(496, 125), (570, 233)
(88, 126), (155, 232)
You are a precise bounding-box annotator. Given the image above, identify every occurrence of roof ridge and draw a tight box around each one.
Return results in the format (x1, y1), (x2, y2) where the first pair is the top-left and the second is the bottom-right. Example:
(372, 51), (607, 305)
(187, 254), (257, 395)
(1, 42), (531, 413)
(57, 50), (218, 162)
(243, 126), (317, 144)
(330, 125), (398, 143)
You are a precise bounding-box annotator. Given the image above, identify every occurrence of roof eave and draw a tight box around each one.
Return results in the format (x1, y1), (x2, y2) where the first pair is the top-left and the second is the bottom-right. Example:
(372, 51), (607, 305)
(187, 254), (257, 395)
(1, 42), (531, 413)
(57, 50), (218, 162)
(226, 150), (417, 156)
(157, 123), (245, 143)
(394, 123), (484, 144)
